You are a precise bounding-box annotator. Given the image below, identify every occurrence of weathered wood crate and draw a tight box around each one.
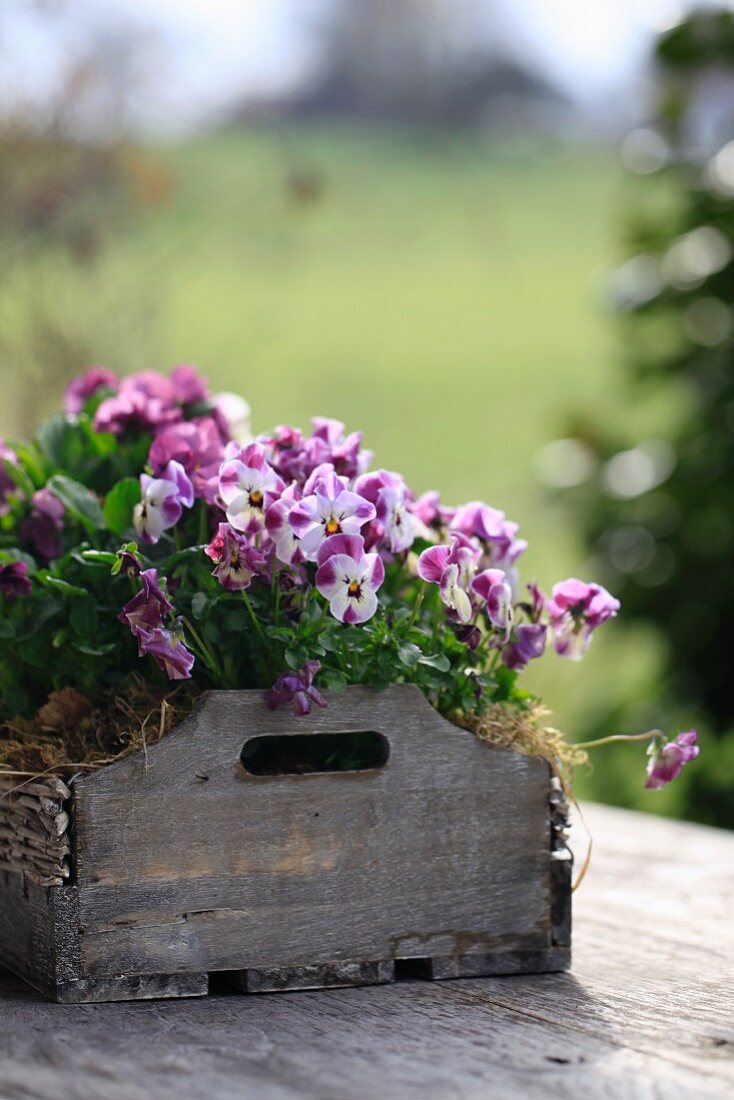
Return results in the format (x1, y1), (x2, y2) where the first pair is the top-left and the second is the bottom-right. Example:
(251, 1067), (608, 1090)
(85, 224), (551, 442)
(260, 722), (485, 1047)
(0, 684), (571, 1003)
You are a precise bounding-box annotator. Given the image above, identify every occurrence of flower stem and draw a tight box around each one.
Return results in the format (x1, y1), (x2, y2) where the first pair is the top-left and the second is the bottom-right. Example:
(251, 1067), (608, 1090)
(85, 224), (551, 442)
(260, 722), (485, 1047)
(180, 616), (223, 683)
(573, 730), (662, 750)
(406, 582), (426, 631)
(241, 589), (266, 644)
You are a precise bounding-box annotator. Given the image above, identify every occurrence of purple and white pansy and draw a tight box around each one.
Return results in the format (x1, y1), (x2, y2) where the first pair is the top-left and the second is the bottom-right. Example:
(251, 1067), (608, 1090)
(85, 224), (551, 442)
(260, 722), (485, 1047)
(315, 533), (385, 624)
(289, 469), (376, 560)
(218, 443), (284, 535)
(133, 460), (194, 545)
(547, 578), (620, 660)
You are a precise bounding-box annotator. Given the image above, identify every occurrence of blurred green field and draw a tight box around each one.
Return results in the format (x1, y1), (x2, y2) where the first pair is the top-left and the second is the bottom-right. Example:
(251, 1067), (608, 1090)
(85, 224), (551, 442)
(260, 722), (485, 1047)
(1, 126), (681, 813)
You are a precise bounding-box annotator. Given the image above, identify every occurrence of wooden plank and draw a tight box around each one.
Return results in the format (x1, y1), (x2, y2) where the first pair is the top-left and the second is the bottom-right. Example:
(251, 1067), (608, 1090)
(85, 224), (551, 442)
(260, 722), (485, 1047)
(238, 959), (395, 993)
(70, 686), (555, 982)
(0, 803), (730, 1099)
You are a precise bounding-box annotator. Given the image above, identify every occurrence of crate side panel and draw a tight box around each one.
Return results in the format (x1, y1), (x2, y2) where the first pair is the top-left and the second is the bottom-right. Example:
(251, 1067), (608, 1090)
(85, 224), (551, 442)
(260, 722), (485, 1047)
(72, 687), (554, 980)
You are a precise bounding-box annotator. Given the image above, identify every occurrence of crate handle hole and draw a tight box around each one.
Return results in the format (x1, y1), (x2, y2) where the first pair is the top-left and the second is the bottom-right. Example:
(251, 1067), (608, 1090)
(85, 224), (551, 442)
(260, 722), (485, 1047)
(240, 731), (389, 776)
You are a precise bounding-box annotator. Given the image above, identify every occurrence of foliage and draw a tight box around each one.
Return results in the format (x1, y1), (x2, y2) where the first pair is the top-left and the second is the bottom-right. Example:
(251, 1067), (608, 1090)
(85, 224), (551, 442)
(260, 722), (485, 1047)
(0, 365), (622, 740)
(554, 8), (734, 825)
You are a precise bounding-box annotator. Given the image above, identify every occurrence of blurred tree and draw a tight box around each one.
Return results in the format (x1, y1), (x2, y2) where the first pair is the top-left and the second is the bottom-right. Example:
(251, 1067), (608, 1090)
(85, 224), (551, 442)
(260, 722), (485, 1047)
(285, 0), (566, 128)
(0, 0), (169, 435)
(552, 7), (734, 827)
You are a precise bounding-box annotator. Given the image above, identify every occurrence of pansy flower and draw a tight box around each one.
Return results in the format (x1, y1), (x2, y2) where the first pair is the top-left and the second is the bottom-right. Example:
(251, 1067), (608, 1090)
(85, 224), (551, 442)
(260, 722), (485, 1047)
(418, 535), (480, 624)
(21, 488), (65, 561)
(118, 568), (173, 636)
(169, 363), (210, 405)
(133, 460), (194, 545)
(450, 501), (527, 572)
(136, 625), (195, 680)
(205, 523), (266, 591)
(306, 417), (373, 480)
(0, 560), (31, 600)
(94, 370), (183, 436)
(213, 392), (252, 446)
(502, 623), (547, 670)
(315, 533), (385, 624)
(149, 417), (225, 503)
(472, 568), (513, 635)
(265, 484), (304, 566)
(354, 469), (414, 555)
(218, 443), (284, 535)
(266, 660), (327, 716)
(548, 578), (620, 660)
(645, 731), (699, 790)
(289, 470), (375, 560)
(63, 366), (119, 414)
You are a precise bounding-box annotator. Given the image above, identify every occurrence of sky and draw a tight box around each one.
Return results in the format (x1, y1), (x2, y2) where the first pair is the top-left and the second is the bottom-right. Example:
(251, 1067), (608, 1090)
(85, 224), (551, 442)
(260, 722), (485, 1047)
(0, 0), (723, 134)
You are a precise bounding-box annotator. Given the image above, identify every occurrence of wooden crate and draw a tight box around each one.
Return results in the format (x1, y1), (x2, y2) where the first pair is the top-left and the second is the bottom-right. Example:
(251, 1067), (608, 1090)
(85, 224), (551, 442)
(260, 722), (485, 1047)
(0, 685), (571, 1003)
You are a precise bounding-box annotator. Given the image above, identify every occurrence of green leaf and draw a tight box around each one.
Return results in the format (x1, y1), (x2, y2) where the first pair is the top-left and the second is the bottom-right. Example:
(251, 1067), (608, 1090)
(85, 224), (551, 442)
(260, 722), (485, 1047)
(37, 414), (74, 468)
(39, 575), (89, 598)
(47, 475), (105, 530)
(191, 592), (210, 620)
(103, 478), (140, 536)
(79, 550), (119, 566)
(419, 652), (451, 672)
(398, 642), (422, 668)
(1, 458), (34, 499)
(0, 619), (16, 639)
(74, 641), (117, 657)
(318, 669), (347, 693)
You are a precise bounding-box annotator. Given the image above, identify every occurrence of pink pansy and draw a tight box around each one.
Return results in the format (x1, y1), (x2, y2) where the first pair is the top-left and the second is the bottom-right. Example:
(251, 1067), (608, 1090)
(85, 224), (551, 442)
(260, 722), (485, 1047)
(94, 370), (182, 436)
(645, 731), (700, 790)
(418, 535), (480, 624)
(450, 501), (527, 571)
(289, 470), (376, 560)
(265, 484), (304, 566)
(0, 438), (19, 515)
(309, 417), (373, 480)
(169, 364), (209, 405)
(410, 490), (443, 538)
(136, 625), (195, 680)
(205, 523), (266, 591)
(63, 367), (119, 414)
(21, 488), (65, 561)
(218, 443), (284, 535)
(548, 578), (620, 660)
(149, 418), (225, 503)
(260, 425), (309, 484)
(133, 460), (194, 545)
(315, 533), (385, 624)
(118, 568), (173, 636)
(472, 568), (513, 634)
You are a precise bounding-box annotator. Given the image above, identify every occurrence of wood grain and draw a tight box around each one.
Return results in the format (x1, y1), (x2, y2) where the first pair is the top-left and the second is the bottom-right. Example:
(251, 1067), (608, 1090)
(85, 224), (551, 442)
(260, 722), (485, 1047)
(0, 803), (730, 1099)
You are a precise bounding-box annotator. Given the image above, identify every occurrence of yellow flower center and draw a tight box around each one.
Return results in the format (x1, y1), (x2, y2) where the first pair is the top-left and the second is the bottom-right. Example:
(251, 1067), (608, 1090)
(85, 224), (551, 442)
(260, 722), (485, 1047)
(348, 580), (361, 598)
(249, 489), (264, 508)
(325, 517), (341, 535)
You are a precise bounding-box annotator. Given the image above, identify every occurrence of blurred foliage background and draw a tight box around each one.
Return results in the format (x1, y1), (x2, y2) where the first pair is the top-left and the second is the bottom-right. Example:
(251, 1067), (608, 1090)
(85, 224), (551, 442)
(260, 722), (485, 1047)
(0, 1), (731, 825)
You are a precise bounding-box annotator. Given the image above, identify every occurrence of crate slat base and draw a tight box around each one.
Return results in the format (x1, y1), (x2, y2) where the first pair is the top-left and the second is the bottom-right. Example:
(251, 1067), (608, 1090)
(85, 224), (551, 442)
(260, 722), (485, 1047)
(56, 972), (209, 1004)
(398, 948), (571, 981)
(233, 959), (395, 993)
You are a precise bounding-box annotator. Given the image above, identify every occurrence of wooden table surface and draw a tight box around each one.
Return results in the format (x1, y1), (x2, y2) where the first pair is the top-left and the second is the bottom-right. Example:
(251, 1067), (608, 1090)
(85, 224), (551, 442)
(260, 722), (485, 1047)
(0, 802), (731, 1100)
